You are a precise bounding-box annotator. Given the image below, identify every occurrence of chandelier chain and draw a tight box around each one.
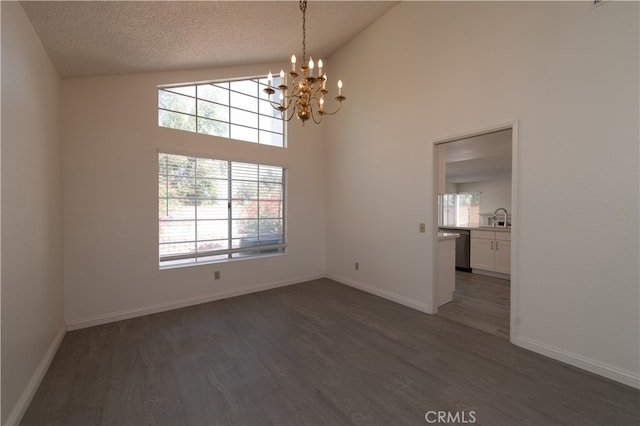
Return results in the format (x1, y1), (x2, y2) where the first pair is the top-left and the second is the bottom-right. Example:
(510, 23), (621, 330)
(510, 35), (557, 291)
(300, 0), (307, 64)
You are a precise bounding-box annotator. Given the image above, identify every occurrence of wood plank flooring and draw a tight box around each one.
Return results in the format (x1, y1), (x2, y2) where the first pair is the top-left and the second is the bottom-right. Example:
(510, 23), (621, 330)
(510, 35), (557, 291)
(437, 271), (510, 339)
(22, 278), (640, 426)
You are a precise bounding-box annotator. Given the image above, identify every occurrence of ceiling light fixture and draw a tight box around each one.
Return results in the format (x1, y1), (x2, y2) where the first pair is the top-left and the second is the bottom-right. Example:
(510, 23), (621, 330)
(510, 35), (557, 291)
(264, 0), (345, 125)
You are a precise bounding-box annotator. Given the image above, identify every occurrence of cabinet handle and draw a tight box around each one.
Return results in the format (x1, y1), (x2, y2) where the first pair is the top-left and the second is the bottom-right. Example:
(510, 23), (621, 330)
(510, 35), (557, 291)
(491, 241), (494, 250)
(496, 241), (499, 250)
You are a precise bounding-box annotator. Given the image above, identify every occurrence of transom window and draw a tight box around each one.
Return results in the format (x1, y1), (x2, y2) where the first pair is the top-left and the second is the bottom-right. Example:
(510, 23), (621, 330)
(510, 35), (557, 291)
(159, 152), (286, 268)
(158, 76), (285, 148)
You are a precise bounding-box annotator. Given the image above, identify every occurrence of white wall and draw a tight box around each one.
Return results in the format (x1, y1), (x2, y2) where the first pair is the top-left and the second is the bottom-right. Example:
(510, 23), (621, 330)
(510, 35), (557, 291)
(444, 182), (458, 193)
(1, 2), (65, 422)
(458, 174), (512, 215)
(325, 1), (639, 386)
(62, 65), (326, 327)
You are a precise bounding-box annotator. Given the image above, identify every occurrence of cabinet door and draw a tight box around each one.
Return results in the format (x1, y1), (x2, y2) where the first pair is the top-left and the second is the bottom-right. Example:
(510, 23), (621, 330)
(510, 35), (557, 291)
(471, 238), (494, 271)
(494, 240), (511, 274)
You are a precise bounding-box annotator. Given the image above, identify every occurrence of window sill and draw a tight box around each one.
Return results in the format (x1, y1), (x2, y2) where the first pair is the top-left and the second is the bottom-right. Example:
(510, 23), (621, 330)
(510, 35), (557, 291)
(159, 251), (286, 271)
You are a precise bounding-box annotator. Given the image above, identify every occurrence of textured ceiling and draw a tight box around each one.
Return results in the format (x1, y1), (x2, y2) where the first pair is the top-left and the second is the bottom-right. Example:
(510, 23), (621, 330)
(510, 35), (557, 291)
(20, 0), (397, 79)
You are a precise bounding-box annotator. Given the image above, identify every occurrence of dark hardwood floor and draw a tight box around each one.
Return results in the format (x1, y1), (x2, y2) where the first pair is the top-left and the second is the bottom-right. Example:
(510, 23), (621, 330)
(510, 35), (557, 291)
(22, 278), (639, 426)
(438, 271), (510, 339)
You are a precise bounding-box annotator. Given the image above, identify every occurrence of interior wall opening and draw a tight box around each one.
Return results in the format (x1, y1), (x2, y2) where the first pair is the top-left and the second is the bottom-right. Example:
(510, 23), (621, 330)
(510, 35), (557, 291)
(433, 124), (517, 340)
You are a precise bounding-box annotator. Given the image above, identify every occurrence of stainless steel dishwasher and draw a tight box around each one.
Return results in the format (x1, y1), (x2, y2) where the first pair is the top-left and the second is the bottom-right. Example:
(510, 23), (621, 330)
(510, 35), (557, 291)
(439, 228), (471, 272)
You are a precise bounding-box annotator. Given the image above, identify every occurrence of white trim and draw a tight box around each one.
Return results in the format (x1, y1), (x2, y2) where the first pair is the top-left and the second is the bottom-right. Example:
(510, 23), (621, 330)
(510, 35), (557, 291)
(432, 122), (515, 145)
(4, 324), (66, 426)
(327, 273), (433, 314)
(430, 140), (441, 315)
(509, 121), (519, 343)
(158, 250), (285, 271)
(513, 335), (640, 390)
(66, 274), (324, 331)
(157, 147), (289, 169)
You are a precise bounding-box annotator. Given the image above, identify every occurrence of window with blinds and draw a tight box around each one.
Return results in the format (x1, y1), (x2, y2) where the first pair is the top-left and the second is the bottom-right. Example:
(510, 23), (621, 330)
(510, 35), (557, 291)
(158, 76), (285, 148)
(158, 152), (286, 268)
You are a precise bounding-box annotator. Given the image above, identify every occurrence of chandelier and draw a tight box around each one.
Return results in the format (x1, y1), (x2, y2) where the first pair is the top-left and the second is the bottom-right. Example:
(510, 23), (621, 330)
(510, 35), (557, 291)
(264, 0), (345, 125)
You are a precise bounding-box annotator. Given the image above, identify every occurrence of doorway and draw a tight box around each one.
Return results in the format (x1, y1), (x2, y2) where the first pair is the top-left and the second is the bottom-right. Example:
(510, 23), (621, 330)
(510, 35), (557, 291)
(432, 123), (518, 342)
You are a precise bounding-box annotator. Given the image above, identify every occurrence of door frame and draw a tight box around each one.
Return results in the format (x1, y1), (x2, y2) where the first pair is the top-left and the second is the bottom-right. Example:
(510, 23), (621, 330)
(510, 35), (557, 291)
(431, 121), (519, 343)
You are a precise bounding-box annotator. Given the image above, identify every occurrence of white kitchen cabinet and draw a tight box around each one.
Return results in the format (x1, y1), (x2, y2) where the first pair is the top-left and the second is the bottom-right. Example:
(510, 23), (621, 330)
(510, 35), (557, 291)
(470, 237), (494, 270)
(494, 239), (511, 274)
(471, 230), (511, 275)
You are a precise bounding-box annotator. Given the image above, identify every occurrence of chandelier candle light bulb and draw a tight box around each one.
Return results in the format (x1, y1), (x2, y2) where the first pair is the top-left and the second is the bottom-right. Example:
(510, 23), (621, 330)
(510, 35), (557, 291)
(280, 69), (286, 87)
(263, 0), (345, 125)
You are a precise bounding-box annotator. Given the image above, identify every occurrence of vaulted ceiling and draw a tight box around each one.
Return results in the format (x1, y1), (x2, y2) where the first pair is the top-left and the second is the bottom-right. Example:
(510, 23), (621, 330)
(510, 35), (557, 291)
(20, 1), (397, 79)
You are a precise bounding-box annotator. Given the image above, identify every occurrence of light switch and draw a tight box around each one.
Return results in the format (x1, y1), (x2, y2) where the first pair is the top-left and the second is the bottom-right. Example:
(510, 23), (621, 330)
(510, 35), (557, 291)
(419, 223), (426, 233)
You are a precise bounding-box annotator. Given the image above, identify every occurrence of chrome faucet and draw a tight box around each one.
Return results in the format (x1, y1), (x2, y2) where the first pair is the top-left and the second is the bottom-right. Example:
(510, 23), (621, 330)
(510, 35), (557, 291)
(494, 208), (509, 227)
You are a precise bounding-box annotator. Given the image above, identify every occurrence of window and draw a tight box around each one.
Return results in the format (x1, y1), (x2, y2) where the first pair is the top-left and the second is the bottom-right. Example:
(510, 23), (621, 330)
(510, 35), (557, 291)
(158, 76), (285, 148)
(438, 193), (480, 227)
(159, 152), (286, 268)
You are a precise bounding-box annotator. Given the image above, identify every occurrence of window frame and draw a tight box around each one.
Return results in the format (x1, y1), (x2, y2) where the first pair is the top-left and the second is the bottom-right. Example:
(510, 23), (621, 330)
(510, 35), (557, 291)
(438, 192), (481, 227)
(158, 151), (287, 269)
(158, 76), (286, 148)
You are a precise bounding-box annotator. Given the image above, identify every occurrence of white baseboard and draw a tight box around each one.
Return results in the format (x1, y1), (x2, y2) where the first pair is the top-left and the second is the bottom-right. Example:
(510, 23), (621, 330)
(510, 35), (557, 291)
(66, 274), (325, 331)
(329, 274), (639, 390)
(513, 335), (640, 389)
(327, 273), (434, 314)
(5, 323), (67, 426)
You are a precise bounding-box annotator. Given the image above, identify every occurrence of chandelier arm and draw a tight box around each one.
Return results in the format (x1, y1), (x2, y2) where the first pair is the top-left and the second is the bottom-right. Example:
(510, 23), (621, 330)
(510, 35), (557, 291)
(308, 93), (324, 115)
(309, 92), (323, 102)
(265, 95), (289, 112)
(265, 97), (280, 109)
(316, 99), (345, 117)
(311, 110), (323, 125)
(289, 85), (301, 99)
(281, 105), (298, 122)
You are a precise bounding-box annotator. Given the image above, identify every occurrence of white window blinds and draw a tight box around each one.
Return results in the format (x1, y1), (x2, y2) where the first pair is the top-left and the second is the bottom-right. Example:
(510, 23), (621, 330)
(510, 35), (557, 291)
(159, 152), (286, 267)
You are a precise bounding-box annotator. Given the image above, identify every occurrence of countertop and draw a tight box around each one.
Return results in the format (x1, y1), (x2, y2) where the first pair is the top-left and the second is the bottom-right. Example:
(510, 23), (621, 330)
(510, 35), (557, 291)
(439, 225), (512, 233)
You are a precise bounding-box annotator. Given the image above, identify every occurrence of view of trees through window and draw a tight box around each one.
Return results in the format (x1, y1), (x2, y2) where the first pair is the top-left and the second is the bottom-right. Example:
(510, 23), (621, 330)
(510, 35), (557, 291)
(439, 193), (480, 227)
(159, 153), (285, 267)
(158, 76), (285, 147)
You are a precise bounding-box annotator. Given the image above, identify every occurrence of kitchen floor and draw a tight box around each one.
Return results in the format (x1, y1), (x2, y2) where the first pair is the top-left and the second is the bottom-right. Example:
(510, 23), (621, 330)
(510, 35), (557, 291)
(438, 271), (510, 339)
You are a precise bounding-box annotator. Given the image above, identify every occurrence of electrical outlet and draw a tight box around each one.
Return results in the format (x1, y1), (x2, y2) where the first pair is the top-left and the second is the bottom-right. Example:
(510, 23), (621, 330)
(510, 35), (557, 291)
(419, 223), (426, 233)
(355, 262), (359, 271)
(214, 271), (221, 280)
